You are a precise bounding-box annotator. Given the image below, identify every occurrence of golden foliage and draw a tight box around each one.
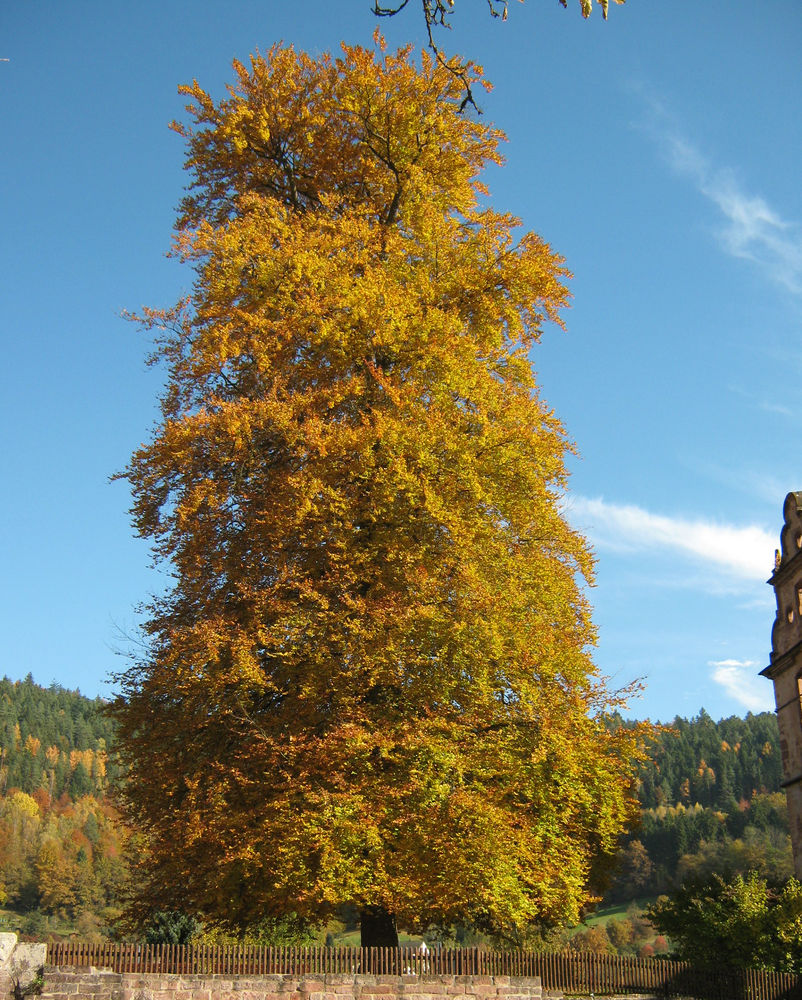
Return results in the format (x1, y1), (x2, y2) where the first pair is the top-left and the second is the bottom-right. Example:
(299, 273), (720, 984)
(116, 39), (646, 938)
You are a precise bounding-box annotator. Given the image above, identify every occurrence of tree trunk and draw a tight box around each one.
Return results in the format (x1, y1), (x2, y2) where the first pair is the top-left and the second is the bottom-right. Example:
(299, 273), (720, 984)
(360, 906), (399, 948)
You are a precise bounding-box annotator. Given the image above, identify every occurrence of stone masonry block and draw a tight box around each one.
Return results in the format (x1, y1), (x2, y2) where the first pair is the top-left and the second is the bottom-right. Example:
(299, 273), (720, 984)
(260, 980), (285, 992)
(464, 985), (497, 997)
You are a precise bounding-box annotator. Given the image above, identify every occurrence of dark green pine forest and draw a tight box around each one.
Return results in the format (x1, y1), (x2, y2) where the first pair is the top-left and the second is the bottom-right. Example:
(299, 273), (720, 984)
(605, 710), (788, 903)
(0, 675), (789, 948)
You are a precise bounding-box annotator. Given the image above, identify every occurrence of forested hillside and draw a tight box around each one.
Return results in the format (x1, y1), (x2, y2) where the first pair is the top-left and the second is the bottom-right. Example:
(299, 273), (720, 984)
(0, 675), (789, 945)
(0, 675), (128, 938)
(638, 711), (782, 810)
(603, 711), (789, 905)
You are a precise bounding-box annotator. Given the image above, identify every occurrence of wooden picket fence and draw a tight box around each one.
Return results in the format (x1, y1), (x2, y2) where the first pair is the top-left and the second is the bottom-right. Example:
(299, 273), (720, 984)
(46, 942), (802, 1000)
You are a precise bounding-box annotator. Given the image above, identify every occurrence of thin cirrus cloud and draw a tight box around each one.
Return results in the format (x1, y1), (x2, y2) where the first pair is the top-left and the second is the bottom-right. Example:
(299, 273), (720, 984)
(567, 495), (775, 583)
(643, 102), (802, 294)
(709, 658), (773, 713)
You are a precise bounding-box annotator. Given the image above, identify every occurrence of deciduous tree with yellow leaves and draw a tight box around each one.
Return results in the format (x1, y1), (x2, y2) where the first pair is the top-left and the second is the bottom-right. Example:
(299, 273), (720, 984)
(115, 37), (644, 947)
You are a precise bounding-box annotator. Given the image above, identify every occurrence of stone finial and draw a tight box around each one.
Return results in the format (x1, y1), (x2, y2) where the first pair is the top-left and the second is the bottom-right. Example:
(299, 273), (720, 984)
(769, 493), (802, 662)
(778, 492), (802, 568)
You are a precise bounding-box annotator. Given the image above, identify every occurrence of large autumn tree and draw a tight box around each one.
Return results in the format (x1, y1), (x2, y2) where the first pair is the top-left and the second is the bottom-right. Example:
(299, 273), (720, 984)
(115, 38), (643, 947)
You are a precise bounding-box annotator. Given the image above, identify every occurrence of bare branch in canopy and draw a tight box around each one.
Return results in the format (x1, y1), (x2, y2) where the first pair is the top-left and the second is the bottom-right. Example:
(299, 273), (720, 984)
(371, 0), (626, 110)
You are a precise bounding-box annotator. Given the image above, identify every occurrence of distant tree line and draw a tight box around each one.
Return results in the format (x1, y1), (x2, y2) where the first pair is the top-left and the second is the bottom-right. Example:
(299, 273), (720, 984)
(0, 674), (119, 800)
(603, 711), (790, 907)
(0, 675), (128, 938)
(636, 710), (782, 812)
(0, 675), (789, 947)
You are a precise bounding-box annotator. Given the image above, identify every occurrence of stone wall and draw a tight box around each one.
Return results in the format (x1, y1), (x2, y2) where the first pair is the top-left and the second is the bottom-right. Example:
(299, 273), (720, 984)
(40, 968), (561, 1000)
(0, 934), (47, 997)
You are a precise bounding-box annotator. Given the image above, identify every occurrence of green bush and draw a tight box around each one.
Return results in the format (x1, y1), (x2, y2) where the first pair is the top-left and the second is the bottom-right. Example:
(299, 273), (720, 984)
(647, 872), (802, 973)
(144, 911), (202, 944)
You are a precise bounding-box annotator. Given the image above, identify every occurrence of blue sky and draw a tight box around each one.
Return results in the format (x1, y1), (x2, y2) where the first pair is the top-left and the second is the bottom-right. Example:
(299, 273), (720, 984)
(1, 1), (800, 721)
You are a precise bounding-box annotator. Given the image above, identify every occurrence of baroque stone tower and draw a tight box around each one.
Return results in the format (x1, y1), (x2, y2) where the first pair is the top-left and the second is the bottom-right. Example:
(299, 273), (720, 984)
(762, 491), (802, 878)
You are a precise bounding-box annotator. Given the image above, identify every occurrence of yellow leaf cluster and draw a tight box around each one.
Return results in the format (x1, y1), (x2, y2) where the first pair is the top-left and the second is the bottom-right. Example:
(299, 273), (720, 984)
(116, 39), (645, 939)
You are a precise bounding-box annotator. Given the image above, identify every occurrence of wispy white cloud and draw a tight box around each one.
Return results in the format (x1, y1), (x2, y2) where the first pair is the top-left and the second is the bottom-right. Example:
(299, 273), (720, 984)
(643, 101), (802, 294)
(726, 383), (797, 421)
(709, 658), (773, 713)
(737, 596), (776, 612)
(759, 400), (795, 418)
(567, 495), (775, 582)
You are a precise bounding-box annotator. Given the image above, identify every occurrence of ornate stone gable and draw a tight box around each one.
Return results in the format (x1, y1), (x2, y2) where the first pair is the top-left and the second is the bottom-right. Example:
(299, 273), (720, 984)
(762, 491), (802, 877)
